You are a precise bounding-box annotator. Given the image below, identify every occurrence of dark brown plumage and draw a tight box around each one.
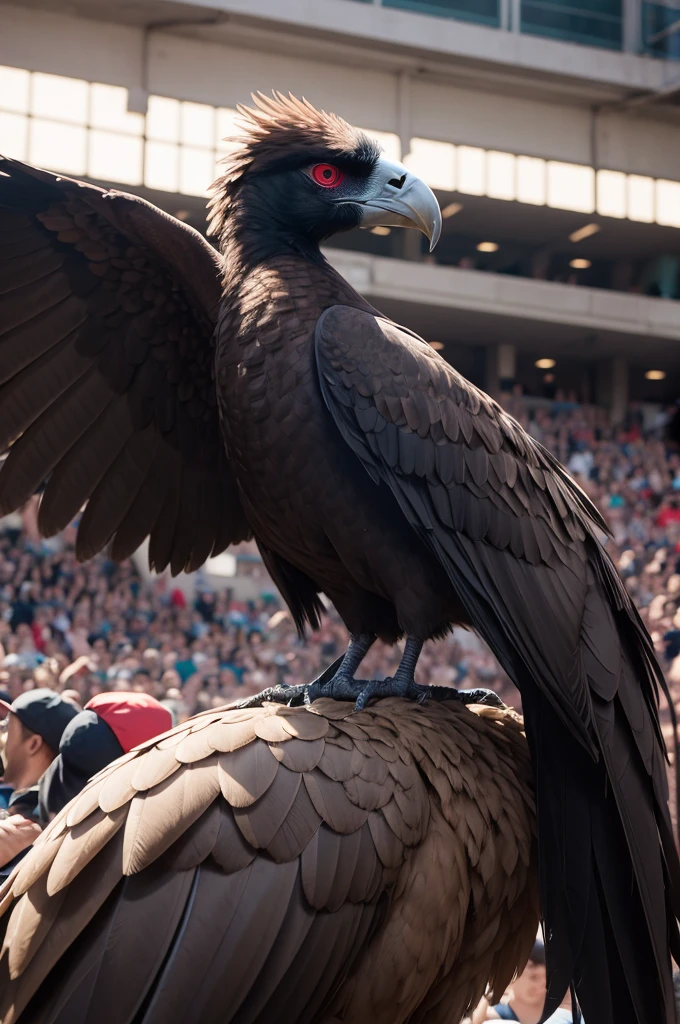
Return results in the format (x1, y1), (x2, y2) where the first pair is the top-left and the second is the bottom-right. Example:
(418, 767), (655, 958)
(0, 699), (537, 1024)
(0, 93), (678, 1021)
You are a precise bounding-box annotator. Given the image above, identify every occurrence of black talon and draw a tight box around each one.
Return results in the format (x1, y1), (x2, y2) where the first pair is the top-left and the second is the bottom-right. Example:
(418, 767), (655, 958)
(456, 688), (506, 709)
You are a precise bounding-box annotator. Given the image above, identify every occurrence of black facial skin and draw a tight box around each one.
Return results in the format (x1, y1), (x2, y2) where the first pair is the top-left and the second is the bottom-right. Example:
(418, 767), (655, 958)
(228, 151), (380, 269)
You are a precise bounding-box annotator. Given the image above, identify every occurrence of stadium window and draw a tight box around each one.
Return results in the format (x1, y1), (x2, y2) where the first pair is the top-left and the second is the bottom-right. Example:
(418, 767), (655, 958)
(88, 130), (144, 186)
(0, 65), (30, 113)
(29, 118), (87, 175)
(215, 107), (241, 148)
(215, 107), (246, 177)
(361, 129), (401, 164)
(0, 112), (28, 160)
(90, 84), (144, 136)
(597, 169), (627, 219)
(486, 151), (516, 201)
(180, 101), (214, 148)
(405, 138), (456, 191)
(31, 72), (88, 125)
(516, 155), (546, 205)
(179, 146), (215, 198)
(547, 161), (595, 214)
(457, 145), (485, 196)
(3, 63), (680, 236)
(627, 175), (655, 223)
(655, 179), (680, 229)
(146, 95), (180, 143)
(144, 139), (180, 193)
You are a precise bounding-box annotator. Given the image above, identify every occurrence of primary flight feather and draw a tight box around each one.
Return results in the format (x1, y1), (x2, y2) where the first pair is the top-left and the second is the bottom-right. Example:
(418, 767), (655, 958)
(0, 92), (678, 1022)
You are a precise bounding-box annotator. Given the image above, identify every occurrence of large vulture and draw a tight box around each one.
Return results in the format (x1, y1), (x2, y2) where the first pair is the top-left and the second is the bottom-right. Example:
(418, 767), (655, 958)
(0, 93), (678, 1021)
(0, 699), (537, 1023)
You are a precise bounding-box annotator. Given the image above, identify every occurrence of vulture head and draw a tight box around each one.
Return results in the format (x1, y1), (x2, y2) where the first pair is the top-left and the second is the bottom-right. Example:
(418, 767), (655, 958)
(208, 92), (442, 259)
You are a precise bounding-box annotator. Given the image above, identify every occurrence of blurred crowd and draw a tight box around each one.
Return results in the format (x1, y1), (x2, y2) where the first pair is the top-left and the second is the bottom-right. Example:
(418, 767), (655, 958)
(1, 397), (680, 732)
(2, 395), (680, 1023)
(0, 521), (511, 723)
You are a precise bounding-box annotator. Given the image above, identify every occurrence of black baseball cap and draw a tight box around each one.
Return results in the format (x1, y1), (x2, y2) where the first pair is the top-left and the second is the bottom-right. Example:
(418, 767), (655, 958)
(39, 709), (125, 821)
(0, 689), (79, 754)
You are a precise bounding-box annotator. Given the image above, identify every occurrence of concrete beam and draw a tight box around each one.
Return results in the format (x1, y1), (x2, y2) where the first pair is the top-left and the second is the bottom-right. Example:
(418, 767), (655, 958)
(154, 0), (676, 96)
(325, 248), (680, 342)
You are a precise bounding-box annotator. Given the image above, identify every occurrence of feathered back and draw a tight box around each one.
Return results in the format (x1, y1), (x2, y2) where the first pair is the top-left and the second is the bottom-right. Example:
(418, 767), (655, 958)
(0, 697), (538, 1024)
(207, 92), (380, 240)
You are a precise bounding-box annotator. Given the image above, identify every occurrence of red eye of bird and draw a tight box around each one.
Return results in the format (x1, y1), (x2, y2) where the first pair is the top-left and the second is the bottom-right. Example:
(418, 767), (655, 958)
(310, 164), (344, 188)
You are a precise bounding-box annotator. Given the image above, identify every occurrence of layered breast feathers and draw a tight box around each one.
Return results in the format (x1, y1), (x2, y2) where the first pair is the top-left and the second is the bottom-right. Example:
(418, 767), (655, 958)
(0, 698), (537, 1024)
(0, 157), (250, 574)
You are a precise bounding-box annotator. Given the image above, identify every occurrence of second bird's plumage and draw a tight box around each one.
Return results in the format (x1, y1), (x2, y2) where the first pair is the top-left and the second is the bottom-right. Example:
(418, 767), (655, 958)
(0, 699), (537, 1024)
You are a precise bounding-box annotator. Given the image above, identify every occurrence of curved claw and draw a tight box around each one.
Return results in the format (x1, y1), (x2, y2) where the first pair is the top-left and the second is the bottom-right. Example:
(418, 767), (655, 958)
(457, 688), (506, 709)
(353, 676), (416, 711)
(354, 680), (383, 712)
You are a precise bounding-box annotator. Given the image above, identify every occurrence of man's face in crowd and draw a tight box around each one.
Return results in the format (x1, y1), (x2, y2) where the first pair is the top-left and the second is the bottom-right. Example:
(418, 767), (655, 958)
(512, 960), (546, 1004)
(1, 714), (41, 787)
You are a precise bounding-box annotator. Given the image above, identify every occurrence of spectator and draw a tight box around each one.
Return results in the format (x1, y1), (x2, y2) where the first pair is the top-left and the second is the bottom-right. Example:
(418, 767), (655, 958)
(39, 691), (172, 820)
(0, 689), (78, 808)
(477, 939), (577, 1022)
(0, 395), (678, 821)
(0, 688), (78, 869)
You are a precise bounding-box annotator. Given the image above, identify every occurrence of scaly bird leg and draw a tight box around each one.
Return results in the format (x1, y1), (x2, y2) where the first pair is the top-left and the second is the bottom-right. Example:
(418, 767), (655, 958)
(312, 632), (377, 701)
(233, 633), (505, 711)
(352, 636), (423, 710)
(231, 633), (376, 709)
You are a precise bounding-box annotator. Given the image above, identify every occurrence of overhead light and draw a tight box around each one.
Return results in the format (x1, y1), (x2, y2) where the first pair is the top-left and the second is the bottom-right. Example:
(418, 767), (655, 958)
(370, 226), (391, 236)
(645, 370), (666, 380)
(570, 258), (591, 269)
(535, 358), (556, 369)
(568, 223), (600, 243)
(429, 341), (445, 351)
(441, 202), (462, 219)
(477, 241), (498, 252)
(543, 373), (555, 384)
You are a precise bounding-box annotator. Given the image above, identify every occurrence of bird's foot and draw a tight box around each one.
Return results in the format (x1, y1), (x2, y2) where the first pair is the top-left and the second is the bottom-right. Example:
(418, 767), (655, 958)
(229, 685), (294, 709)
(352, 681), (506, 711)
(234, 679), (505, 714)
(231, 673), (408, 710)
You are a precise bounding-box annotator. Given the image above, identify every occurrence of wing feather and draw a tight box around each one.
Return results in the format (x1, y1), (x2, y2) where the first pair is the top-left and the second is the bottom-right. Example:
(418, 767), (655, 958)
(315, 304), (679, 1023)
(0, 156), (249, 572)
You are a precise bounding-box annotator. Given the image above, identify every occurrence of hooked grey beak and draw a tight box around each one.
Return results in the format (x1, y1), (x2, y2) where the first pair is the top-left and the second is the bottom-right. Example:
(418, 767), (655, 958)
(353, 158), (442, 251)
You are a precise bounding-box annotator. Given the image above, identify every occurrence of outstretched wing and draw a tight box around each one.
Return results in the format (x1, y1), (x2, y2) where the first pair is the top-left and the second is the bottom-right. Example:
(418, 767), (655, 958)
(315, 305), (680, 1022)
(0, 157), (250, 574)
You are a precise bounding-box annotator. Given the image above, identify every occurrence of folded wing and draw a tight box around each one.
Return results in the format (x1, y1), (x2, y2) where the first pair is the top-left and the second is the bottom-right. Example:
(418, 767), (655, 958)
(0, 157), (250, 574)
(314, 304), (680, 1023)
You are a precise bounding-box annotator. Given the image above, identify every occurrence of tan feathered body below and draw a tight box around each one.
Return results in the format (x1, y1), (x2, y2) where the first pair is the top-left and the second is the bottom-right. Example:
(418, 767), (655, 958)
(0, 698), (537, 1024)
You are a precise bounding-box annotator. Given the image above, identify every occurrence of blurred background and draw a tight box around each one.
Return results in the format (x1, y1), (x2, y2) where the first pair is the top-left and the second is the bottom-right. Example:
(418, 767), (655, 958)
(1, 0), (680, 732)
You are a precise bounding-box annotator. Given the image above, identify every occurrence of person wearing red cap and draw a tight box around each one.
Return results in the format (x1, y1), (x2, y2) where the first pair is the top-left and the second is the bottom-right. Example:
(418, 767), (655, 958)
(86, 691), (173, 755)
(39, 691), (172, 821)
